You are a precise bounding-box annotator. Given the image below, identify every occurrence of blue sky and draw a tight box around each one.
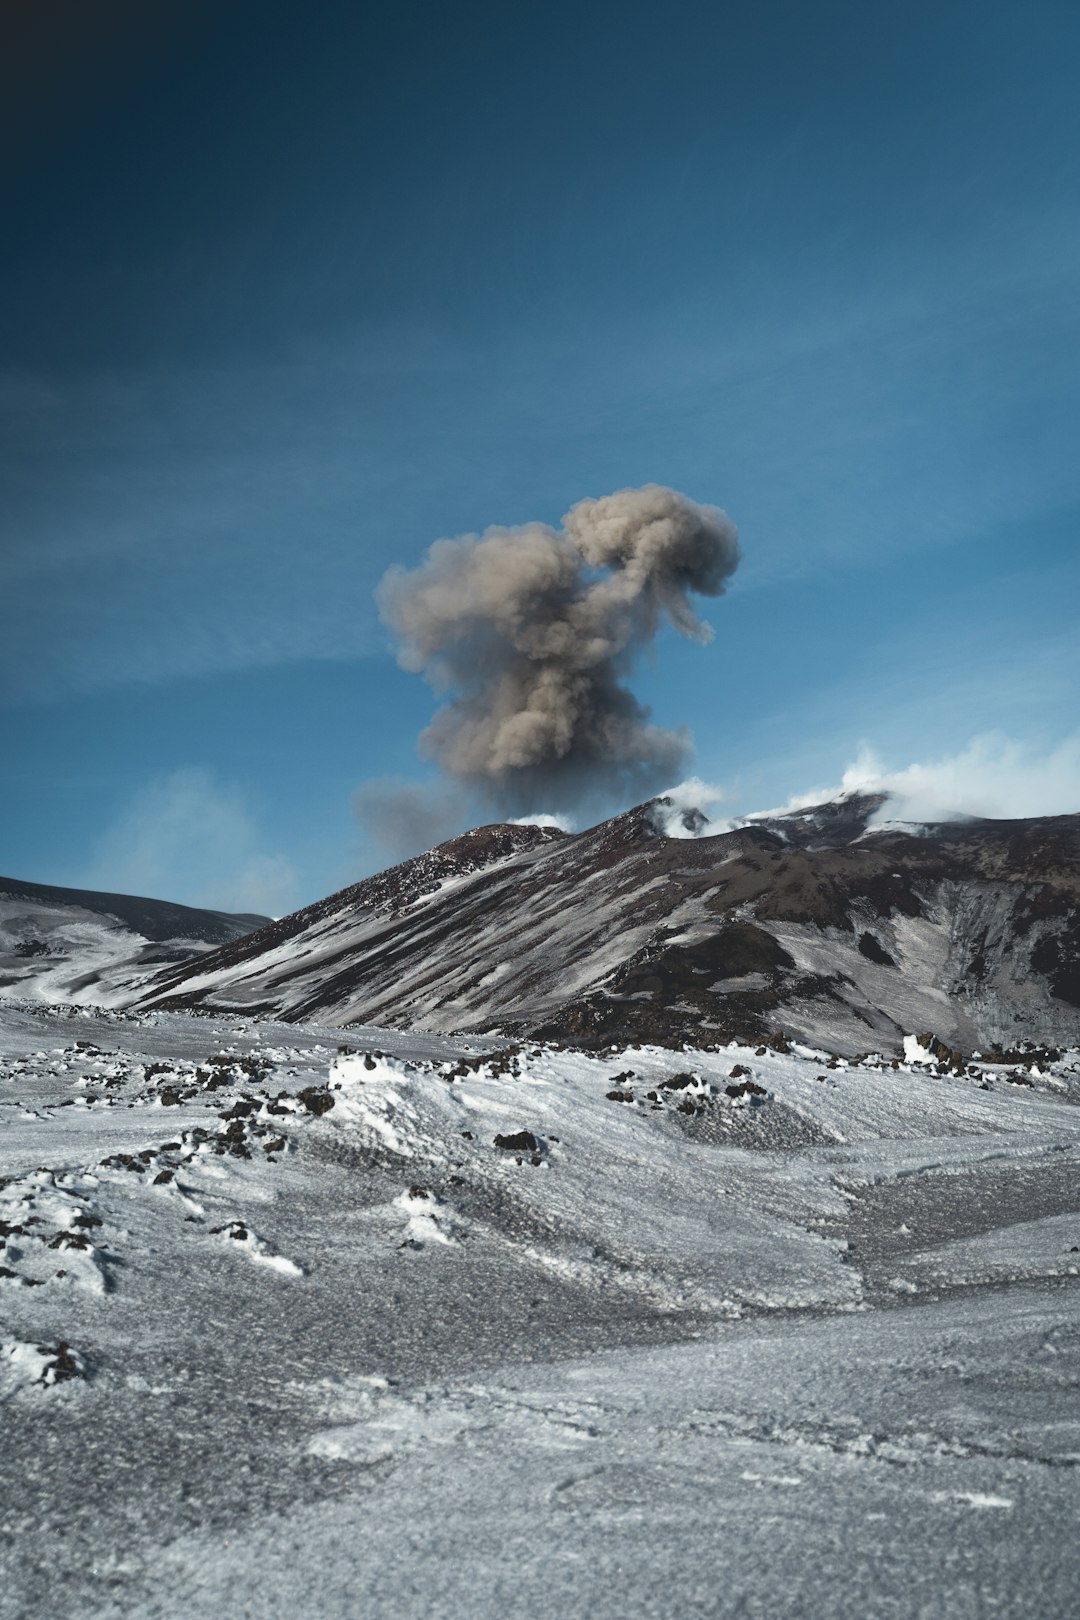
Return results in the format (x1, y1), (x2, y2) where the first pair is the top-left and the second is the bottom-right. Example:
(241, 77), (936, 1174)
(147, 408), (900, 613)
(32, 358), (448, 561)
(3, 0), (1079, 912)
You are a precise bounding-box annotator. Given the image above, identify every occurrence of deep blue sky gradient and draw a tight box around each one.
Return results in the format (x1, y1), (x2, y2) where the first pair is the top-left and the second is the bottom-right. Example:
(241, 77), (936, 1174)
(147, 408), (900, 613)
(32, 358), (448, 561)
(3, 1), (1079, 908)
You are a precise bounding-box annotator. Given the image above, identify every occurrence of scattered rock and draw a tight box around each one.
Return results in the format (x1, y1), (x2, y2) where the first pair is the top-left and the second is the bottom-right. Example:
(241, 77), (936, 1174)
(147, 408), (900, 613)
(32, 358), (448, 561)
(494, 1130), (540, 1153)
(297, 1087), (335, 1116)
(39, 1341), (84, 1385)
(726, 1080), (767, 1099)
(102, 1153), (145, 1173)
(47, 1232), (89, 1251)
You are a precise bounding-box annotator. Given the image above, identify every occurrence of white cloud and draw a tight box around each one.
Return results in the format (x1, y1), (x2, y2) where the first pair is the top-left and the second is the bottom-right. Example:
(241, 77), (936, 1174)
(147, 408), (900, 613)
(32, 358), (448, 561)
(765, 733), (1080, 824)
(84, 768), (299, 916)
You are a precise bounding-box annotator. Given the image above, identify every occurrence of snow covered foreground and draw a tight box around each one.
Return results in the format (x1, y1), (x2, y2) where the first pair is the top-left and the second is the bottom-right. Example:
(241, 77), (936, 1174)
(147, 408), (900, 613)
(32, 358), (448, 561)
(2, 998), (1079, 1618)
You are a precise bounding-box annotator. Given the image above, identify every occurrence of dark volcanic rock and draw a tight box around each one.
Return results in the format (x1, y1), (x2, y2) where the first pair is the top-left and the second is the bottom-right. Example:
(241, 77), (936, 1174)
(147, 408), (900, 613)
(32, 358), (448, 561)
(494, 1131), (540, 1153)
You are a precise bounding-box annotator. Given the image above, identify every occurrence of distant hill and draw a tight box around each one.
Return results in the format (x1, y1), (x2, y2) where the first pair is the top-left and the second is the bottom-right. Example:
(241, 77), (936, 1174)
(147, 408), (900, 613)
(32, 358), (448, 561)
(0, 874), (269, 1007)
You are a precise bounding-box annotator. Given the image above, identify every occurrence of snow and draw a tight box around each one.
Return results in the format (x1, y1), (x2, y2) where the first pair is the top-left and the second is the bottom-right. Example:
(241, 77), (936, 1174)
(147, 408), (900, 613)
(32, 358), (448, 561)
(2, 993), (1079, 1616)
(0, 890), (258, 1009)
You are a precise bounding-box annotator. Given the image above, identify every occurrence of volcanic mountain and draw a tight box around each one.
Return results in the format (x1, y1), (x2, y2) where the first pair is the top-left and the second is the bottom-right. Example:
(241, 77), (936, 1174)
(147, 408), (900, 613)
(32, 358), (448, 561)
(133, 794), (1080, 1054)
(0, 874), (269, 1006)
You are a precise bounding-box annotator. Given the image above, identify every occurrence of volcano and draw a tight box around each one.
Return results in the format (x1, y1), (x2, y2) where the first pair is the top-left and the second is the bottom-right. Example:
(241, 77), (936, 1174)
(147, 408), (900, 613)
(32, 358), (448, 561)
(134, 793), (1080, 1054)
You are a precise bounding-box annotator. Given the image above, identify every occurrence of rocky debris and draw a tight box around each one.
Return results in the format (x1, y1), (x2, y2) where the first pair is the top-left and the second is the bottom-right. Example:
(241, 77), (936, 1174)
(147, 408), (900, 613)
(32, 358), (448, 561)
(725, 1080), (767, 1099)
(39, 1341), (84, 1384)
(982, 1041), (1063, 1068)
(195, 1053), (274, 1090)
(297, 1086), (335, 1116)
(47, 1231), (89, 1251)
(494, 1130), (540, 1154)
(443, 1046), (524, 1081)
(915, 1034), (967, 1069)
(0, 1173), (110, 1292)
(1, 1339), (88, 1392)
(102, 1152), (146, 1173)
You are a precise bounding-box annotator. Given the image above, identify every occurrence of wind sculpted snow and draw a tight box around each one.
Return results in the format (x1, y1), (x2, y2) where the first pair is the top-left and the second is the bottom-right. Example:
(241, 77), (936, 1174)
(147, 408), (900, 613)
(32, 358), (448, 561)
(2, 994), (1080, 1617)
(0, 876), (267, 1008)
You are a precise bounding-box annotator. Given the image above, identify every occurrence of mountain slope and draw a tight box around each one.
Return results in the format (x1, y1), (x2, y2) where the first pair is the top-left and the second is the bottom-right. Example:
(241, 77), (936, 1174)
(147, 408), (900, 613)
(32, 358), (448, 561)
(135, 794), (1080, 1053)
(0, 875), (269, 1006)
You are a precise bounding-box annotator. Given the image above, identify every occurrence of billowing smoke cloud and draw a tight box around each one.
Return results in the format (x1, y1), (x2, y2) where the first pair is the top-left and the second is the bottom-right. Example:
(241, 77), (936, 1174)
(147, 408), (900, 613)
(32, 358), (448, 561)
(377, 484), (740, 811)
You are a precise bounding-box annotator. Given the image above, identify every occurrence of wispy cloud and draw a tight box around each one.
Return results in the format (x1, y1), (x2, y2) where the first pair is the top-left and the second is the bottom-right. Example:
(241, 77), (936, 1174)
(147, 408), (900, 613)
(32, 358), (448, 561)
(83, 768), (299, 915)
(6, 194), (1080, 705)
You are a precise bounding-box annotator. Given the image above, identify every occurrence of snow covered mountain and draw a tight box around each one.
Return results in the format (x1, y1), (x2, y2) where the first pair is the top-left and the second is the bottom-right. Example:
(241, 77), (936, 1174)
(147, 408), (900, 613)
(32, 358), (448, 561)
(0, 875), (268, 1007)
(136, 793), (1080, 1054)
(4, 821), (1080, 1614)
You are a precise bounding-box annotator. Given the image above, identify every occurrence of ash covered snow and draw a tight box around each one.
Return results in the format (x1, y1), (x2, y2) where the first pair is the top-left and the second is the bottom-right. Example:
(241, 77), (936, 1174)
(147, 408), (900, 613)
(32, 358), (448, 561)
(1, 993), (1080, 1617)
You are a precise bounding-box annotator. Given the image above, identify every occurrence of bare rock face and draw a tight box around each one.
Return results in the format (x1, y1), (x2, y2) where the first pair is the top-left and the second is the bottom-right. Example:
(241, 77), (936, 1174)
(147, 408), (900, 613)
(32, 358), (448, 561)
(135, 794), (1080, 1055)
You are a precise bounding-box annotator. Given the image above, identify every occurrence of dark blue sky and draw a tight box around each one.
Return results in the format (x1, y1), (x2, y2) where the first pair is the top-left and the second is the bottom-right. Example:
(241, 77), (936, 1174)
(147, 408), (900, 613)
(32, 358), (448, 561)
(3, 0), (1079, 910)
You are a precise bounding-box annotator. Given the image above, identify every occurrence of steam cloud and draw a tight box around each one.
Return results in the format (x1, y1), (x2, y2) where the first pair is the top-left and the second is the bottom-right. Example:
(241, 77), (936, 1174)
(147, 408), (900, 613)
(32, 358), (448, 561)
(377, 484), (740, 811)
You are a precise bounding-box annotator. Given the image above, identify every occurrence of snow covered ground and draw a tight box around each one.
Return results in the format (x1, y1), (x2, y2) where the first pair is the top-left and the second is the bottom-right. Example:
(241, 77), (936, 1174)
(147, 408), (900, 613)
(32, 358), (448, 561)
(1, 995), (1079, 1617)
(0, 887), (264, 1010)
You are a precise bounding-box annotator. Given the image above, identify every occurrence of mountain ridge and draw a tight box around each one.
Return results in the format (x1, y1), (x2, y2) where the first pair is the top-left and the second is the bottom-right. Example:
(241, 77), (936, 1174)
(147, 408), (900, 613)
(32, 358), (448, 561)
(134, 791), (1080, 1054)
(0, 874), (270, 1006)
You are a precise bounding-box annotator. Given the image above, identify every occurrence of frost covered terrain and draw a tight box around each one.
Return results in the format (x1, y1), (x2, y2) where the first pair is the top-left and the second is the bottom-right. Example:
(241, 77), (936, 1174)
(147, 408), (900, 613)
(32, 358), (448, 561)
(2, 994), (1079, 1618)
(0, 876), (267, 1009)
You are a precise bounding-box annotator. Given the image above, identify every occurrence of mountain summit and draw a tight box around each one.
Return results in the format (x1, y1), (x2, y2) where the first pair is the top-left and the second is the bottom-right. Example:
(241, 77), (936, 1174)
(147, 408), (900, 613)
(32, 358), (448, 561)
(137, 792), (1080, 1054)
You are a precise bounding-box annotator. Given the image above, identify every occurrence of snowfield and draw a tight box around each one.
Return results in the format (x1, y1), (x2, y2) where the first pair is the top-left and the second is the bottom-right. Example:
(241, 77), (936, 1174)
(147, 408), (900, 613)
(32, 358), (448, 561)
(1, 995), (1079, 1617)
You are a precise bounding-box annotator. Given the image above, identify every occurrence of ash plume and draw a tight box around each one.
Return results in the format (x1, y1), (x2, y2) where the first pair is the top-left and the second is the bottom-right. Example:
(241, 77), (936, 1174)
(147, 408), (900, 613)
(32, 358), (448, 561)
(377, 484), (740, 812)
(352, 777), (466, 861)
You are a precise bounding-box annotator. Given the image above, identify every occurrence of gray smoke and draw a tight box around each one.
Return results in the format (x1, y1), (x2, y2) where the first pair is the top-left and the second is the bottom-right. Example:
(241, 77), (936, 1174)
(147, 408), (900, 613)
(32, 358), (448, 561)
(351, 778), (466, 862)
(377, 484), (740, 811)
